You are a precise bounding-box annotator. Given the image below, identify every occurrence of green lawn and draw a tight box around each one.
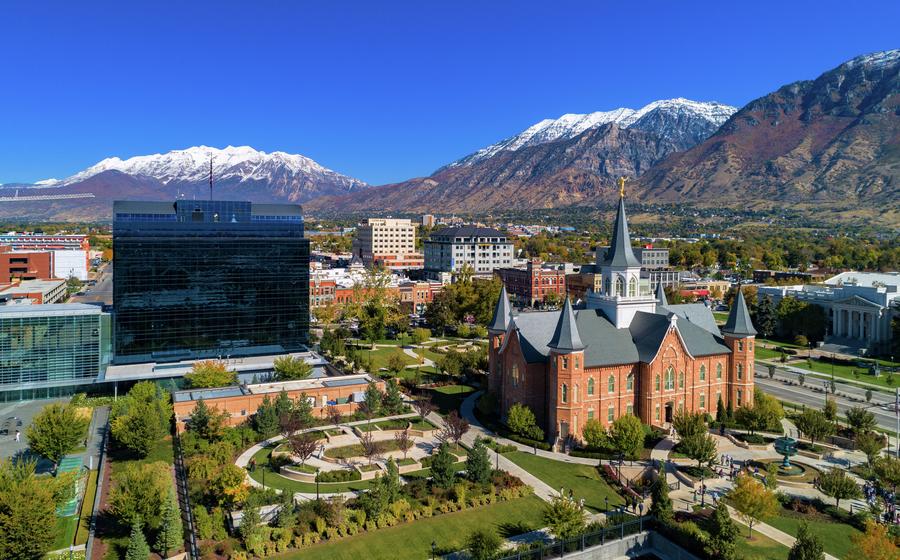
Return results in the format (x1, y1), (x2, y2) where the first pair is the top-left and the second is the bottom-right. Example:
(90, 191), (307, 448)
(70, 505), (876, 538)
(504, 451), (624, 513)
(75, 469), (99, 545)
(247, 447), (375, 493)
(427, 384), (476, 414)
(367, 347), (417, 371)
(755, 346), (785, 360)
(764, 509), (862, 559)
(734, 531), (790, 560)
(713, 311), (729, 323)
(52, 515), (79, 551)
(278, 495), (547, 560)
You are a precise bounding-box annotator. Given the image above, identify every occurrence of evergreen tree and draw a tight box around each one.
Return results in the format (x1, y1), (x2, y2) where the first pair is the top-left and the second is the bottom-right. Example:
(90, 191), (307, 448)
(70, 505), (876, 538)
(125, 521), (151, 560)
(716, 394), (727, 424)
(726, 399), (734, 421)
(755, 295), (778, 338)
(239, 505), (261, 544)
(380, 458), (402, 503)
(430, 443), (457, 490)
(253, 396), (279, 438)
(292, 392), (315, 428)
(155, 489), (183, 557)
(788, 522), (825, 560)
(362, 381), (383, 420)
(650, 476), (673, 525)
(383, 379), (404, 415)
(706, 502), (740, 560)
(274, 389), (293, 418)
(188, 398), (227, 441)
(466, 438), (492, 485)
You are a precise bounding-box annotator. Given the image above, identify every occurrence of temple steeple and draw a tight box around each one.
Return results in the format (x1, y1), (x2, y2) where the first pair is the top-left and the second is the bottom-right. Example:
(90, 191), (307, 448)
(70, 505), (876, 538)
(548, 296), (585, 352)
(723, 288), (757, 337)
(604, 180), (641, 268)
(488, 285), (512, 333)
(655, 281), (668, 306)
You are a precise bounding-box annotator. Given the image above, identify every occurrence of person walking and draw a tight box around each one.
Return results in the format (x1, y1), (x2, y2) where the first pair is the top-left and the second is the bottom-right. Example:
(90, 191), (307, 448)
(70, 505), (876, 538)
(14, 430), (20, 442)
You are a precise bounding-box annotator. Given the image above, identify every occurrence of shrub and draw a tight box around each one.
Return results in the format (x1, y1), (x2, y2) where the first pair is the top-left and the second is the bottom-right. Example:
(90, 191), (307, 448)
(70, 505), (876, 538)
(315, 469), (362, 483)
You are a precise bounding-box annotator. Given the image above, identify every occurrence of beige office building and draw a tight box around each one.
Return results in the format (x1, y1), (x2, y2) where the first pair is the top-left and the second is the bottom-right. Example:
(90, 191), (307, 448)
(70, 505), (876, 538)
(352, 218), (420, 268)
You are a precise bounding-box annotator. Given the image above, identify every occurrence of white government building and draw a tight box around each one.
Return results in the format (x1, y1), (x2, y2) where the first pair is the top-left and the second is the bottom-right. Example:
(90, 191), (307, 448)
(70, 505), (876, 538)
(758, 271), (900, 356)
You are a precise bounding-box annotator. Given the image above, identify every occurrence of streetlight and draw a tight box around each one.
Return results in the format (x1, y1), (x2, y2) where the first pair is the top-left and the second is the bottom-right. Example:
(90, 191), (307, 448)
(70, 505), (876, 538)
(639, 503), (644, 532)
(700, 475), (705, 507)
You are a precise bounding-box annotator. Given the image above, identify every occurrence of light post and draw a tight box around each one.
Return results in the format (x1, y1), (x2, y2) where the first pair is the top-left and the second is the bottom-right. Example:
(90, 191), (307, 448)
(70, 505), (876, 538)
(605, 496), (609, 514)
(431, 540), (436, 560)
(639, 503), (644, 532)
(823, 381), (829, 406)
(316, 479), (320, 501)
(700, 474), (705, 507)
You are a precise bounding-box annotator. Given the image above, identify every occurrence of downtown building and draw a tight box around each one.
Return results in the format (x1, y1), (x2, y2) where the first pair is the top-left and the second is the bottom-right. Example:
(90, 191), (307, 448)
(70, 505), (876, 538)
(424, 226), (514, 282)
(487, 195), (756, 449)
(351, 218), (423, 270)
(112, 200), (310, 364)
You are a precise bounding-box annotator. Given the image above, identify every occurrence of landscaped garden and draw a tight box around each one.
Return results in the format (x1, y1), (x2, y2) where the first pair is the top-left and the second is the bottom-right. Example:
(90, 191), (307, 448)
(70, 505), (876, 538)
(504, 451), (624, 513)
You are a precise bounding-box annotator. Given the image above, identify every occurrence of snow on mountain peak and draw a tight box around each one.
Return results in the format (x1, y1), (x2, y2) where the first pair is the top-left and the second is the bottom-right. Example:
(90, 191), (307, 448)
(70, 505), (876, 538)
(446, 98), (737, 169)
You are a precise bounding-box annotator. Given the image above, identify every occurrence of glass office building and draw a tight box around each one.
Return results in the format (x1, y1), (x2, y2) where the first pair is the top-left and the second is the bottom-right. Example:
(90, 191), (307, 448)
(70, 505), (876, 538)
(0, 303), (110, 402)
(112, 200), (309, 363)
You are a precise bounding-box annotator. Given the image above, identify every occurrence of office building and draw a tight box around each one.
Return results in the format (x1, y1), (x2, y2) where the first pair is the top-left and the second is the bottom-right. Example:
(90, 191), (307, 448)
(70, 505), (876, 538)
(424, 226), (514, 280)
(0, 303), (111, 402)
(0, 279), (68, 305)
(113, 200), (309, 363)
(351, 218), (422, 269)
(494, 259), (574, 307)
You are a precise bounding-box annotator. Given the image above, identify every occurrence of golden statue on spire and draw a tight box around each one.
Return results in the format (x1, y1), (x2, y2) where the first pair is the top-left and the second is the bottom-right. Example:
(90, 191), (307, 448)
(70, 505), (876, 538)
(617, 176), (627, 198)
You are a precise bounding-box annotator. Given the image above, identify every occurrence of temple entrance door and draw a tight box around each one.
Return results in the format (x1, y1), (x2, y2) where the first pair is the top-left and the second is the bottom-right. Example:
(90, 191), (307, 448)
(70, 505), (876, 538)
(559, 422), (569, 441)
(664, 402), (674, 424)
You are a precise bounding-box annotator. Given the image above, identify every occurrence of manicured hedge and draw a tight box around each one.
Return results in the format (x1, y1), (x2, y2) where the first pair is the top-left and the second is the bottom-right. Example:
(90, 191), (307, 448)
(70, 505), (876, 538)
(315, 469), (362, 483)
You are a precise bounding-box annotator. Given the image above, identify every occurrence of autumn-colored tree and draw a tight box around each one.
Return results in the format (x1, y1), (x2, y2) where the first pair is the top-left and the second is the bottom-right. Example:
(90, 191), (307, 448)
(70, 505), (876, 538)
(184, 360), (236, 388)
(729, 473), (779, 538)
(394, 430), (413, 459)
(846, 520), (900, 560)
(287, 433), (318, 466)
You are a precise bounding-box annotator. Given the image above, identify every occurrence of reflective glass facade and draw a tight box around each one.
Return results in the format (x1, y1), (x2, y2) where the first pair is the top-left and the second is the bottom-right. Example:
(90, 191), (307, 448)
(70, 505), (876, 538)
(0, 304), (108, 398)
(113, 200), (309, 362)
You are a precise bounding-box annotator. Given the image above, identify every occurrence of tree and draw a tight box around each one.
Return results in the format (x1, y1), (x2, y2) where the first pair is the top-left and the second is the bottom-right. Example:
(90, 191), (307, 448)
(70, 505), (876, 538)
(189, 398), (228, 441)
(823, 398), (838, 423)
(111, 382), (171, 457)
(379, 458), (402, 504)
(26, 403), (89, 469)
(412, 396), (434, 421)
(856, 431), (886, 466)
(543, 495), (586, 539)
(672, 410), (706, 440)
(110, 461), (171, 529)
(716, 394), (727, 424)
(273, 355), (313, 381)
(359, 431), (381, 465)
(253, 396), (280, 439)
(411, 327), (431, 345)
(817, 468), (861, 509)
(125, 521), (151, 560)
(734, 404), (767, 435)
(875, 455), (900, 492)
(798, 372), (805, 386)
(609, 414), (645, 460)
(680, 431), (718, 468)
(705, 502), (740, 560)
(386, 352), (407, 376)
(0, 458), (75, 560)
(441, 410), (470, 450)
(765, 462), (780, 490)
(847, 519), (900, 560)
(506, 403), (544, 440)
(846, 407), (877, 435)
(184, 360), (236, 388)
(650, 476), (673, 525)
(794, 409), (834, 446)
(755, 295), (777, 338)
(430, 443), (456, 490)
(361, 381), (383, 420)
(581, 419), (607, 449)
(394, 430), (413, 459)
(382, 378), (405, 415)
(155, 488), (183, 557)
(467, 528), (503, 560)
(292, 392), (315, 429)
(788, 522), (824, 560)
(327, 403), (342, 427)
(466, 438), (492, 485)
(729, 473), (778, 537)
(287, 433), (318, 465)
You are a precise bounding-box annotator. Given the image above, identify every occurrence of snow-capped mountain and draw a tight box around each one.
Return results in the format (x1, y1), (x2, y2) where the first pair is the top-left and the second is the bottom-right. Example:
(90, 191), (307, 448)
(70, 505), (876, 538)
(45, 145), (367, 192)
(446, 98), (736, 169)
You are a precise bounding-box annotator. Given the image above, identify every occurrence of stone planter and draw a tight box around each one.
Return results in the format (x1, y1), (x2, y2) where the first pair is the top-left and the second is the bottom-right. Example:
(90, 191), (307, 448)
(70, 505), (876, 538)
(354, 463), (385, 480)
(279, 465), (318, 483)
(397, 460), (423, 474)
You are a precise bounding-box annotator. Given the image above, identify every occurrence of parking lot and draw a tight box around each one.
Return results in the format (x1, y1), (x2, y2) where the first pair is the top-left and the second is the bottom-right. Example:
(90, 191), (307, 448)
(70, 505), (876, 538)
(0, 398), (69, 466)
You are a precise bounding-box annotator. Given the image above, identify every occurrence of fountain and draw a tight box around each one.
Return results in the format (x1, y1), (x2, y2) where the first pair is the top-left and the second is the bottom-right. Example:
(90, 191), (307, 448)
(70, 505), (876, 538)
(773, 436), (804, 476)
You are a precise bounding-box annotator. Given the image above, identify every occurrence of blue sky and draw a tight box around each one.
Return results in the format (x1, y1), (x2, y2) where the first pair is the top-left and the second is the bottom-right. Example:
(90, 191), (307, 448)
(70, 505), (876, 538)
(1, 1), (898, 185)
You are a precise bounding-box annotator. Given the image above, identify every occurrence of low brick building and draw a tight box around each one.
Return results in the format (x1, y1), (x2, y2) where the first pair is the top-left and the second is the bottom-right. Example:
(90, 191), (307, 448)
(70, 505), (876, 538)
(495, 259), (572, 307)
(172, 374), (385, 432)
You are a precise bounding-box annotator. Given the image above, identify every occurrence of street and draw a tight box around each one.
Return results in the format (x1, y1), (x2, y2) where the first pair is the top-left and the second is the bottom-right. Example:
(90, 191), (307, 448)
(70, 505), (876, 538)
(69, 262), (112, 306)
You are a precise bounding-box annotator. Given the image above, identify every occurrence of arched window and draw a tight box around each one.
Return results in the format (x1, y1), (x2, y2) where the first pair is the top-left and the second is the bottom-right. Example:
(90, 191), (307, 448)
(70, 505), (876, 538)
(738, 340), (744, 352)
(655, 374), (661, 392)
(737, 389), (743, 406)
(574, 384), (580, 403)
(699, 394), (706, 409)
(699, 365), (706, 381)
(628, 277), (637, 297)
(737, 364), (743, 380)
(665, 366), (675, 391)
(716, 363), (723, 380)
(561, 383), (568, 404)
(626, 374), (634, 392)
(615, 276), (625, 297)
(608, 374), (615, 394)
(587, 377), (595, 396)
(608, 405), (615, 423)
(604, 277), (611, 295)
(679, 371), (685, 389)
(511, 364), (520, 387)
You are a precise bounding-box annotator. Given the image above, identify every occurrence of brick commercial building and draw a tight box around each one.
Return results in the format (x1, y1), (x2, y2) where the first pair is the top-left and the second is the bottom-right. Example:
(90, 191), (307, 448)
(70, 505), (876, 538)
(0, 234), (91, 281)
(495, 259), (574, 307)
(352, 218), (422, 270)
(0, 279), (67, 305)
(171, 374), (385, 432)
(487, 194), (756, 449)
(0, 245), (56, 283)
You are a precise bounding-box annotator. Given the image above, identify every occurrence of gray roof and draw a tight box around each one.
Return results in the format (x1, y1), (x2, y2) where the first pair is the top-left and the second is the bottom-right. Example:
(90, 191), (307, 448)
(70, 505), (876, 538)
(723, 288), (757, 336)
(0, 303), (102, 317)
(655, 282), (668, 306)
(547, 297), (585, 351)
(660, 303), (720, 335)
(601, 197), (641, 268)
(508, 306), (730, 366)
(488, 286), (513, 332)
(429, 226), (506, 241)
